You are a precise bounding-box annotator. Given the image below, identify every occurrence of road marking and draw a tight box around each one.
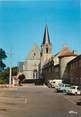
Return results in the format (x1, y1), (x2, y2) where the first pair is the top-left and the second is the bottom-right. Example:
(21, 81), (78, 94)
(68, 110), (78, 114)
(24, 98), (28, 104)
(63, 96), (75, 105)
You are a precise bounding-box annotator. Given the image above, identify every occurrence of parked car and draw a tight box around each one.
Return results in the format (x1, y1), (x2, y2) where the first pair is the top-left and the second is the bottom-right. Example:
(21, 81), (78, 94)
(47, 80), (53, 88)
(47, 79), (62, 88)
(50, 79), (62, 88)
(77, 99), (81, 106)
(56, 83), (71, 92)
(47, 82), (52, 88)
(55, 83), (62, 90)
(66, 86), (81, 95)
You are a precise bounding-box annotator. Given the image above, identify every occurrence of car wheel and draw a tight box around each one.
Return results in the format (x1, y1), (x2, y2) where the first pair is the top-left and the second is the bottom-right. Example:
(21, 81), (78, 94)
(63, 90), (66, 94)
(75, 92), (77, 95)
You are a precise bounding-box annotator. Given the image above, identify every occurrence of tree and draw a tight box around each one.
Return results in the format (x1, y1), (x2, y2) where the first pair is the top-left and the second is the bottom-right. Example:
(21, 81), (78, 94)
(0, 61), (6, 68)
(0, 48), (7, 71)
(0, 66), (18, 84)
(0, 67), (9, 84)
(17, 74), (25, 86)
(0, 48), (7, 60)
(12, 67), (18, 76)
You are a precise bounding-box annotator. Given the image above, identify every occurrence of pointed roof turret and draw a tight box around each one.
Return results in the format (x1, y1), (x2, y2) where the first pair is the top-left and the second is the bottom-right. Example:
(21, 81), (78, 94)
(59, 45), (77, 58)
(42, 25), (51, 45)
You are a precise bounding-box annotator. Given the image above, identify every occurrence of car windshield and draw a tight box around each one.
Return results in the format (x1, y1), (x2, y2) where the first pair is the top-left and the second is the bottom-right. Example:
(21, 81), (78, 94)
(65, 84), (70, 87)
(60, 84), (70, 87)
(59, 84), (64, 87)
(70, 86), (76, 89)
(77, 86), (81, 90)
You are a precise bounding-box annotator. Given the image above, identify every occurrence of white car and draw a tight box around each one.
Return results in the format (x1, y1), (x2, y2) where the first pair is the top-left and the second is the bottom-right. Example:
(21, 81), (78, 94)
(47, 79), (62, 88)
(51, 79), (62, 88)
(56, 83), (71, 92)
(66, 86), (81, 95)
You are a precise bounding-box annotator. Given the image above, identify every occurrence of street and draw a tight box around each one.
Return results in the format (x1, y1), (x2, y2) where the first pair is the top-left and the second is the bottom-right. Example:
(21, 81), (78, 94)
(0, 84), (81, 117)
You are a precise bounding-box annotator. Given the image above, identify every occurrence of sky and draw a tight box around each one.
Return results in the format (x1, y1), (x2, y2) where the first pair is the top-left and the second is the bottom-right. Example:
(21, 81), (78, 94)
(0, 0), (80, 67)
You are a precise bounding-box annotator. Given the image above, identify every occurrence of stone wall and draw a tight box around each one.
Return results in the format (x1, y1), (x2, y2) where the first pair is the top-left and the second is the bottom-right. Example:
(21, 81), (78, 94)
(65, 55), (81, 85)
(42, 60), (59, 84)
(59, 56), (76, 79)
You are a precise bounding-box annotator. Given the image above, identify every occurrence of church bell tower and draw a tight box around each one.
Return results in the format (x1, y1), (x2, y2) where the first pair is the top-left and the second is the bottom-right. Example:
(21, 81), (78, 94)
(41, 25), (52, 67)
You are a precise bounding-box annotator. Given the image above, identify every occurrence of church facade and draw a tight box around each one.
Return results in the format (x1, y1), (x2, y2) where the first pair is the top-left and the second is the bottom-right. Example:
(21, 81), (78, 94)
(18, 25), (52, 80)
(18, 44), (40, 80)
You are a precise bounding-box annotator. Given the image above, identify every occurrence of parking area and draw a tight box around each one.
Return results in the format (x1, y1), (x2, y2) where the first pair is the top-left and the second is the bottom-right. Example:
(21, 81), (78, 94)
(49, 85), (81, 107)
(0, 84), (81, 117)
(63, 94), (81, 106)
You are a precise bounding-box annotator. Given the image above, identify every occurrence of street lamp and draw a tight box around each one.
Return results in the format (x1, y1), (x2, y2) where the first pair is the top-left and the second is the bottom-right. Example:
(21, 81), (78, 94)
(9, 49), (13, 87)
(9, 66), (12, 87)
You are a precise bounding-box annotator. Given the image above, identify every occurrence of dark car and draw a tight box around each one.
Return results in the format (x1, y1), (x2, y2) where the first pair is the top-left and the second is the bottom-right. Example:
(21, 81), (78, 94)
(47, 82), (52, 88)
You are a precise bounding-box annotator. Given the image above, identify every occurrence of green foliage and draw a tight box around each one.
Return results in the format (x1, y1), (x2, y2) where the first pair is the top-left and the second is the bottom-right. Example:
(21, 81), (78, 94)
(12, 67), (18, 76)
(0, 78), (8, 84)
(0, 48), (7, 71)
(18, 74), (25, 85)
(0, 68), (9, 84)
(0, 48), (7, 60)
(0, 48), (17, 84)
(0, 66), (18, 84)
(18, 74), (25, 81)
(0, 67), (9, 79)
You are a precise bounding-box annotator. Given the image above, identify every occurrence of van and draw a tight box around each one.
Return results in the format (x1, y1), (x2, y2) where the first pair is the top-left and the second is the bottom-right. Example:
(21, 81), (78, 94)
(48, 79), (62, 88)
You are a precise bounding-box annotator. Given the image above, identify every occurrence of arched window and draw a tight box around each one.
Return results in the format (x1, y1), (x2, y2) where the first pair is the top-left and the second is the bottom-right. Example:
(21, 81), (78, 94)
(33, 69), (37, 79)
(46, 47), (48, 53)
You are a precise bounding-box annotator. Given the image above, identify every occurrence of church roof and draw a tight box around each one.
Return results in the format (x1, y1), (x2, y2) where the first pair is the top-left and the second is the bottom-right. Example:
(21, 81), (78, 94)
(42, 25), (51, 45)
(59, 46), (77, 58)
(26, 44), (40, 60)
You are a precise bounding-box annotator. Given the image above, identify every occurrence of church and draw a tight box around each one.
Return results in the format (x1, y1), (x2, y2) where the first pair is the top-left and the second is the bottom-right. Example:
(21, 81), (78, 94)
(18, 25), (52, 80)
(18, 25), (81, 85)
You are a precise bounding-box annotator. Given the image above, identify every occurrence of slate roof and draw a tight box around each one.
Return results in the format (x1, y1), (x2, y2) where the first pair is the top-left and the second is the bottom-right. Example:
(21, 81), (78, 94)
(42, 24), (51, 45)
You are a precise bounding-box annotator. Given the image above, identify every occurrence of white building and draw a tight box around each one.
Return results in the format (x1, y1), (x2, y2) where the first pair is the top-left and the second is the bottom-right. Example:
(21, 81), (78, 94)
(18, 25), (52, 80)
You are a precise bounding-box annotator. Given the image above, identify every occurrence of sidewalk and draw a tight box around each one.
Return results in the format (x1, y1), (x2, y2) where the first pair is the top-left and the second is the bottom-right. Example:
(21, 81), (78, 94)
(20, 84), (47, 88)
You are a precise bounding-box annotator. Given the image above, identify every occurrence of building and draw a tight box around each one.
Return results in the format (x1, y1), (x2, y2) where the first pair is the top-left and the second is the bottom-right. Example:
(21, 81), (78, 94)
(59, 46), (77, 79)
(63, 55), (81, 85)
(18, 25), (52, 81)
(42, 58), (60, 84)
(53, 52), (60, 65)
(18, 25), (81, 85)
(42, 45), (80, 85)
(18, 44), (40, 80)
(40, 24), (52, 68)
(18, 62), (24, 72)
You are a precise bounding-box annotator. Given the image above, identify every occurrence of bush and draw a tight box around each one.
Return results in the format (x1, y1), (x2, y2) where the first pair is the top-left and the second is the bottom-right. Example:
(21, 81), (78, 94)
(0, 79), (7, 84)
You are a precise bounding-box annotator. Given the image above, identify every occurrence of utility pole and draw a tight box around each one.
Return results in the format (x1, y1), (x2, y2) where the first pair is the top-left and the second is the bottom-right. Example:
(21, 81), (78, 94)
(9, 49), (13, 87)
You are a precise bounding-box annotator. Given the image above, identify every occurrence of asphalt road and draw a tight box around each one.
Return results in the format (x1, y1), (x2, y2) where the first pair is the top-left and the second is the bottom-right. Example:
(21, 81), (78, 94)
(0, 84), (81, 117)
